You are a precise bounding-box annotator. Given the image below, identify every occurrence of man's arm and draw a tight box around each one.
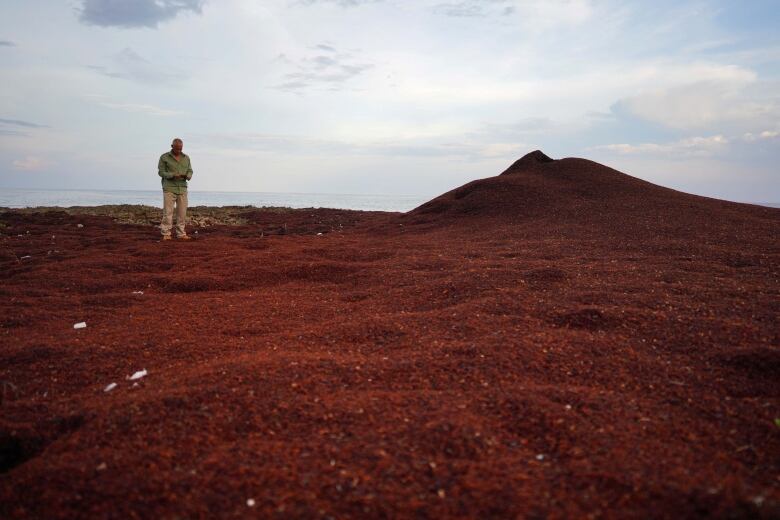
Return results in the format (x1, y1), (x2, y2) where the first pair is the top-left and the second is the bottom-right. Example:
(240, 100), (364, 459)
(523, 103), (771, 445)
(158, 155), (175, 179)
(186, 157), (193, 181)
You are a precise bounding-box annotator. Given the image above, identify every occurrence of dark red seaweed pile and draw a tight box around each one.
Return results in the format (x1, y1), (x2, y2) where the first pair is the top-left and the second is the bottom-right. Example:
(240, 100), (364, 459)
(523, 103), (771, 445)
(1, 152), (778, 518)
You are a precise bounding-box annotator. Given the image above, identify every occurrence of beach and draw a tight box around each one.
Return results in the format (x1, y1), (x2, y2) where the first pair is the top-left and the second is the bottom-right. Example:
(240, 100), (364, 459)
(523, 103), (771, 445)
(1, 153), (778, 517)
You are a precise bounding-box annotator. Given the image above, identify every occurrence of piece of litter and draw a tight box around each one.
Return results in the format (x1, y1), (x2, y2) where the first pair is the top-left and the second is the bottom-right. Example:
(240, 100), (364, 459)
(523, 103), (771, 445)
(21, 255), (31, 259)
(77, 224), (84, 228)
(104, 382), (117, 392)
(536, 454), (545, 461)
(316, 232), (323, 236)
(128, 369), (147, 380)
(73, 322), (87, 329)
(96, 462), (107, 471)
(132, 291), (144, 295)
(247, 499), (256, 507)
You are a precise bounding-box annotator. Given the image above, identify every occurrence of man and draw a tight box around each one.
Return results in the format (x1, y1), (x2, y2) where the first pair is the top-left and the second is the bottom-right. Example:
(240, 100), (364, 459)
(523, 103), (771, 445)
(158, 138), (193, 240)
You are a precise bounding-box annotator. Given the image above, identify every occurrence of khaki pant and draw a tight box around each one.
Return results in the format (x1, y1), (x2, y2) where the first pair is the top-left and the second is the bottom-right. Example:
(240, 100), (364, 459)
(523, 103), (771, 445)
(161, 191), (188, 237)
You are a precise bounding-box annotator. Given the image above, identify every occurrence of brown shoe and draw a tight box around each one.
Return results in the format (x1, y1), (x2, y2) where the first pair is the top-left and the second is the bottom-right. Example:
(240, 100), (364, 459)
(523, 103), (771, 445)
(162, 235), (172, 241)
(177, 235), (192, 240)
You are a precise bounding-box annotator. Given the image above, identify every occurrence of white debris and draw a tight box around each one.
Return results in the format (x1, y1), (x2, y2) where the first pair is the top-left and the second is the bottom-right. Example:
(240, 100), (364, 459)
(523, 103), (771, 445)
(128, 369), (147, 381)
(21, 255), (31, 259)
(96, 462), (107, 471)
(247, 499), (256, 507)
(132, 291), (144, 295)
(73, 322), (87, 329)
(316, 232), (323, 236)
(104, 382), (117, 392)
(77, 223), (84, 228)
(536, 454), (545, 461)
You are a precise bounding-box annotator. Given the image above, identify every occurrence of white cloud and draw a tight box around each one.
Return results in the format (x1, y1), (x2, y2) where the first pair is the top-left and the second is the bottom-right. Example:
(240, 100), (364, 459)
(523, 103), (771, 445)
(98, 102), (184, 117)
(431, 0), (593, 27)
(743, 130), (779, 142)
(514, 0), (593, 28)
(271, 45), (374, 94)
(191, 130), (529, 162)
(12, 156), (49, 171)
(592, 135), (729, 158)
(478, 142), (531, 158)
(613, 64), (780, 130)
(294, 0), (383, 7)
(88, 48), (180, 84)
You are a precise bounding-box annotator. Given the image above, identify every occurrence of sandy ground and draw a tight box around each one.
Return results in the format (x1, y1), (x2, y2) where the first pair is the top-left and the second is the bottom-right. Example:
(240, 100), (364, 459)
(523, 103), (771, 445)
(1, 153), (779, 518)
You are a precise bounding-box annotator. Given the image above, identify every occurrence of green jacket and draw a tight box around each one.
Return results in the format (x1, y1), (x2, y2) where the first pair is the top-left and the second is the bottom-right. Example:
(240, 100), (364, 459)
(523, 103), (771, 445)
(158, 152), (193, 194)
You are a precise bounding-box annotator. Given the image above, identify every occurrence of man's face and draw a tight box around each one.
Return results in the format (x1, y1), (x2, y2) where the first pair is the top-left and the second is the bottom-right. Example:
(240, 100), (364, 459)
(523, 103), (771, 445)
(171, 141), (183, 154)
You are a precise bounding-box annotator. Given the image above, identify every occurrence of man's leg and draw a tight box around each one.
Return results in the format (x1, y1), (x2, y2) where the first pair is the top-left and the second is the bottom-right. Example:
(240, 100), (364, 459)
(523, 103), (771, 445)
(175, 191), (188, 237)
(161, 191), (175, 237)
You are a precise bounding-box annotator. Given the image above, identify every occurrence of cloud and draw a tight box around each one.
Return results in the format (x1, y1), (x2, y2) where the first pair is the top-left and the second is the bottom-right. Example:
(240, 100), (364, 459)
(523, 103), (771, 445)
(0, 118), (47, 128)
(611, 65), (780, 130)
(88, 48), (178, 84)
(77, 0), (205, 29)
(433, 2), (490, 17)
(12, 156), (49, 172)
(0, 40), (15, 47)
(86, 65), (125, 78)
(592, 135), (729, 158)
(98, 102), (184, 116)
(0, 118), (48, 137)
(743, 130), (779, 142)
(432, 0), (518, 18)
(272, 45), (373, 94)
(194, 131), (529, 162)
(294, 0), (383, 7)
(477, 118), (555, 139)
(431, 0), (592, 25)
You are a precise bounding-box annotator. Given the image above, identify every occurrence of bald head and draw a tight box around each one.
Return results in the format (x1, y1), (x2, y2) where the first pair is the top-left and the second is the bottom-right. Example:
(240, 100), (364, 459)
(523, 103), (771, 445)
(171, 138), (183, 156)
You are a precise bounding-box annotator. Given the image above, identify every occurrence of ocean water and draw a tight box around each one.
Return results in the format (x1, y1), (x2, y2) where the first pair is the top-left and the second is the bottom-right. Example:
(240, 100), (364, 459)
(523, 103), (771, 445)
(0, 188), (429, 213)
(0, 188), (777, 212)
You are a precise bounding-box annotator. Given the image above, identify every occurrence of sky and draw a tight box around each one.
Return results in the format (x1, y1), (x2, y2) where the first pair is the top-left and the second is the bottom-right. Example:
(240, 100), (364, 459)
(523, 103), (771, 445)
(0, 0), (778, 202)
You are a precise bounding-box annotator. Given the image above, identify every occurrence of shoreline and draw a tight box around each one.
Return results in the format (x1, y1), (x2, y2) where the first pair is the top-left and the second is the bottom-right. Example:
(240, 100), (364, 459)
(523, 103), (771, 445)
(0, 204), (400, 227)
(0, 189), (428, 213)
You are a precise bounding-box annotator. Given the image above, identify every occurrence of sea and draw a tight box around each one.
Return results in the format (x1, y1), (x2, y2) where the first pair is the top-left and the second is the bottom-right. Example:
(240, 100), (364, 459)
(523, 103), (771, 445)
(0, 188), (777, 212)
(0, 188), (430, 213)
